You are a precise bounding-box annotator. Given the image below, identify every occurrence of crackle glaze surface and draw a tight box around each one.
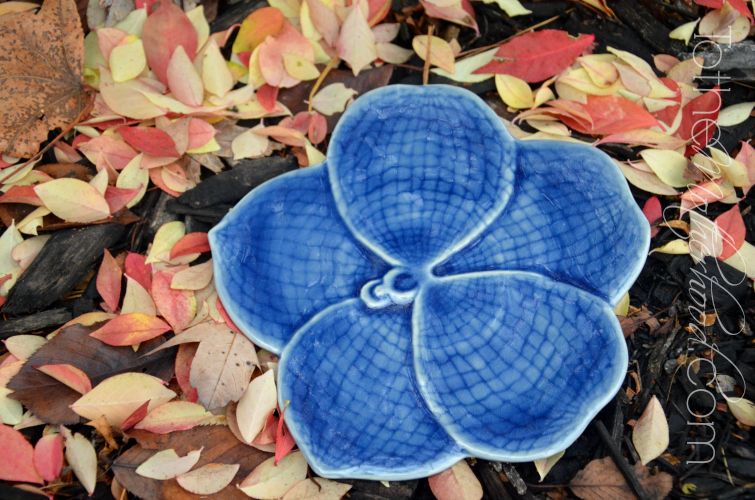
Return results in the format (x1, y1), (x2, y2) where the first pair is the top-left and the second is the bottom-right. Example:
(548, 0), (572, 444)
(209, 85), (649, 480)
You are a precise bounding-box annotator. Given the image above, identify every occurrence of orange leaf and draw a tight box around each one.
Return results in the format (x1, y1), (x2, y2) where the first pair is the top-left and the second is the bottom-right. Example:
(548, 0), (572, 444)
(0, 424), (44, 484)
(232, 7), (285, 54)
(34, 363), (92, 394)
(90, 313), (172, 346)
(169, 232), (210, 260)
(142, 1), (198, 86)
(716, 205), (746, 260)
(558, 95), (660, 136)
(0, 0), (87, 158)
(96, 249), (122, 313)
(104, 185), (142, 215)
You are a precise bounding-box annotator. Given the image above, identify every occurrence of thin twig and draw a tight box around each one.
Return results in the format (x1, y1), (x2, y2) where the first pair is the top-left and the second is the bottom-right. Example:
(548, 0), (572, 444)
(593, 420), (651, 500)
(423, 25), (434, 86)
(308, 57), (341, 114)
(457, 14), (565, 60)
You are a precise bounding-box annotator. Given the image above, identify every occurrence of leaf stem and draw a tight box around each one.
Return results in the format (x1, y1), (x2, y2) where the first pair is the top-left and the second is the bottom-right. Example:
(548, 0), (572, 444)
(308, 57), (341, 115)
(423, 25), (434, 86)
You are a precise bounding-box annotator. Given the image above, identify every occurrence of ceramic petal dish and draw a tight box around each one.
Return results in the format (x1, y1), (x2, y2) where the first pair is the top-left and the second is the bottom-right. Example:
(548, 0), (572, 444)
(210, 85), (649, 480)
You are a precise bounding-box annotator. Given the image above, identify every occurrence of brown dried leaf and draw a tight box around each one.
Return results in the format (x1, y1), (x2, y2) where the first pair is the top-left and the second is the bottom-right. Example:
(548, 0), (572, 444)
(113, 427), (271, 500)
(6, 323), (176, 425)
(0, 0), (87, 158)
(570, 457), (673, 500)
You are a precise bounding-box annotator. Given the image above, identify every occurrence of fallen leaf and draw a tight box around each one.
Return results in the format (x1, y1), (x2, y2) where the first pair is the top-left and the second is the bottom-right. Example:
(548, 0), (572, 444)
(232, 7), (285, 54)
(677, 87), (720, 157)
(136, 448), (203, 480)
(534, 450), (565, 482)
(146, 221), (186, 264)
(142, 1), (198, 85)
(135, 401), (213, 434)
(282, 478), (353, 499)
(428, 460), (482, 500)
(337, 1), (377, 76)
(33, 433), (63, 482)
(717, 101), (755, 127)
(0, 0), (87, 158)
(97, 249), (122, 313)
(669, 19), (699, 45)
(87, 414), (118, 449)
(419, 0), (478, 33)
(0, 424), (43, 484)
(474, 30), (595, 82)
(34, 364), (92, 394)
(726, 396), (755, 426)
(236, 370), (277, 445)
(70, 372), (176, 427)
(201, 39), (234, 98)
(121, 400), (151, 432)
(0, 185), (44, 206)
(258, 21), (314, 87)
(633, 395), (669, 465)
(152, 270), (197, 332)
(78, 134), (138, 170)
(650, 239), (690, 255)
(170, 232), (211, 260)
(238, 451), (308, 499)
(496, 74), (534, 109)
(570, 456), (673, 500)
(639, 149), (689, 188)
(120, 127), (181, 158)
(122, 276), (157, 316)
(232, 126), (271, 160)
(177, 463), (240, 494)
(715, 205), (746, 260)
(61, 426), (97, 495)
(4, 335), (47, 361)
(167, 46), (205, 107)
(110, 38), (147, 82)
(275, 408), (296, 463)
(34, 178), (110, 223)
(116, 154), (149, 209)
(696, 0), (754, 23)
(91, 313), (172, 346)
(412, 35), (455, 73)
(0, 387), (23, 425)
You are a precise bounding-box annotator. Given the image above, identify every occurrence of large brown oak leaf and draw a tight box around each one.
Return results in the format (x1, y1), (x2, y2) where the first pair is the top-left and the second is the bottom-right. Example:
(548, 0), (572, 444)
(0, 0), (86, 158)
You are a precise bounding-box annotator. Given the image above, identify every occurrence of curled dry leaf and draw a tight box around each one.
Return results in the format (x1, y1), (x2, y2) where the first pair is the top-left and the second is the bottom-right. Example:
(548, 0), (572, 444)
(238, 451), (308, 499)
(281, 478), (352, 499)
(0, 423), (44, 484)
(0, 0), (87, 158)
(136, 447), (203, 480)
(428, 460), (483, 500)
(177, 463), (240, 495)
(70, 372), (176, 427)
(570, 456), (673, 500)
(34, 364), (92, 394)
(632, 395), (669, 465)
(134, 401), (213, 434)
(61, 426), (98, 495)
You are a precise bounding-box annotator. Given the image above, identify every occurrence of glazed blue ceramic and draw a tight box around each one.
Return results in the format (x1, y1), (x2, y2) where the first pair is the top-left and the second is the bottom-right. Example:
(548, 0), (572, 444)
(209, 85), (649, 480)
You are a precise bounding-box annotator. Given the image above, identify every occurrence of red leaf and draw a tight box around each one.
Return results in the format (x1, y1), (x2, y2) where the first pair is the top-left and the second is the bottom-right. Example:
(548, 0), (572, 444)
(676, 87), (721, 157)
(186, 119), (216, 151)
(170, 232), (210, 260)
(90, 313), (172, 346)
(104, 185), (142, 215)
(142, 1), (198, 86)
(0, 185), (44, 206)
(120, 400), (150, 431)
(367, 0), (391, 25)
(696, 0), (754, 23)
(149, 166), (183, 197)
(216, 297), (241, 333)
(651, 78), (681, 127)
(119, 127), (181, 158)
(96, 249), (122, 313)
(257, 84), (279, 112)
(275, 407), (296, 464)
(550, 95), (659, 136)
(71, 134), (90, 148)
(308, 112), (327, 145)
(474, 30), (595, 82)
(253, 410), (278, 445)
(716, 205), (746, 260)
(78, 135), (138, 170)
(125, 252), (152, 292)
(175, 343), (198, 396)
(34, 364), (93, 395)
(33, 434), (63, 482)
(643, 196), (662, 237)
(152, 271), (195, 332)
(135, 0), (161, 12)
(0, 424), (44, 484)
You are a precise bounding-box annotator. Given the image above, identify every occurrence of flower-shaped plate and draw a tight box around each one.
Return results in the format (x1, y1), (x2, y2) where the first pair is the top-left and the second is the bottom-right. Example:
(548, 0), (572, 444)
(210, 85), (649, 480)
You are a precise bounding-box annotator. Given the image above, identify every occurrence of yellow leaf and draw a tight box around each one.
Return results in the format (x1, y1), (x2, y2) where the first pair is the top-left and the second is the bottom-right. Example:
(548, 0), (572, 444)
(649, 239), (690, 255)
(311, 83), (357, 116)
(171, 259), (214, 290)
(710, 147), (749, 187)
(239, 452), (308, 499)
(122, 276), (156, 316)
(186, 137), (221, 154)
(202, 39), (234, 98)
(718, 102), (755, 127)
(726, 396), (755, 426)
(177, 463), (240, 495)
(145, 220), (186, 264)
(116, 153), (148, 208)
(639, 149), (689, 188)
(136, 448), (202, 480)
(4, 335), (46, 360)
(167, 46), (204, 107)
(495, 74), (533, 109)
(0, 387), (23, 425)
(89, 168), (108, 195)
(34, 178), (110, 223)
(236, 370), (277, 444)
(534, 450), (565, 482)
(232, 125), (270, 160)
(305, 142), (326, 165)
(110, 39), (146, 82)
(412, 35), (455, 73)
(61, 426), (98, 495)
(613, 292), (630, 317)
(669, 19), (699, 45)
(281, 478), (353, 499)
(283, 53), (320, 81)
(186, 6), (210, 47)
(70, 372), (176, 427)
(432, 47), (496, 83)
(477, 0), (530, 16)
(632, 395), (669, 465)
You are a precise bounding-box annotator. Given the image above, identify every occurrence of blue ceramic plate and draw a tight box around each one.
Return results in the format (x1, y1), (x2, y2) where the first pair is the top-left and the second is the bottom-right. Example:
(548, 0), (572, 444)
(210, 85), (649, 480)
